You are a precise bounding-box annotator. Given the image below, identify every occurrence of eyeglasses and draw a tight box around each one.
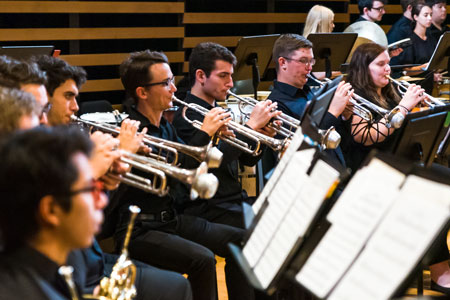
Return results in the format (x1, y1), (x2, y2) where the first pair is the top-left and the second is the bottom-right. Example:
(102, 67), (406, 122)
(69, 179), (104, 202)
(282, 56), (316, 66)
(39, 102), (52, 118)
(142, 77), (175, 88)
(371, 6), (385, 12)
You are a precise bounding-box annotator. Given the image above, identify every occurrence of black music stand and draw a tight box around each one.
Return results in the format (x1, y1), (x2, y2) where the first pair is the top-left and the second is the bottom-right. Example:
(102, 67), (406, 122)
(426, 32), (450, 72)
(232, 34), (280, 99)
(307, 33), (357, 78)
(0, 45), (54, 60)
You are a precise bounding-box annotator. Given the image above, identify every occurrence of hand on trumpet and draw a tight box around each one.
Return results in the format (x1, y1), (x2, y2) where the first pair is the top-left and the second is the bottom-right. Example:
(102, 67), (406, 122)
(329, 81), (354, 119)
(399, 83), (426, 112)
(200, 107), (233, 137)
(118, 119), (148, 154)
(245, 100), (281, 134)
(101, 160), (131, 190)
(89, 131), (122, 181)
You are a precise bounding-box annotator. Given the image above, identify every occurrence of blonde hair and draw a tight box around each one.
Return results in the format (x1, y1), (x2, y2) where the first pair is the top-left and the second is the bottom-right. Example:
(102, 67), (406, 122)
(302, 5), (335, 38)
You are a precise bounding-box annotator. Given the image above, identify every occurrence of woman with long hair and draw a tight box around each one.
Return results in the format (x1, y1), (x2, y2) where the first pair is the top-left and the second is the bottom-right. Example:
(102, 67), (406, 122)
(343, 43), (425, 171)
(302, 5), (335, 38)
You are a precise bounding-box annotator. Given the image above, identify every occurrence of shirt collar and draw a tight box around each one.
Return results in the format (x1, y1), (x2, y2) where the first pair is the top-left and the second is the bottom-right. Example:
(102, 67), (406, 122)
(12, 246), (61, 284)
(126, 104), (168, 131)
(185, 92), (217, 109)
(273, 80), (311, 98)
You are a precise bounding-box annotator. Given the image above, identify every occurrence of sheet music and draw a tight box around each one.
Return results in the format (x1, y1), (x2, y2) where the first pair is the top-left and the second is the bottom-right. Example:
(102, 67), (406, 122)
(296, 158), (405, 298)
(244, 149), (313, 268)
(329, 175), (450, 300)
(254, 160), (340, 288)
(252, 129), (304, 214)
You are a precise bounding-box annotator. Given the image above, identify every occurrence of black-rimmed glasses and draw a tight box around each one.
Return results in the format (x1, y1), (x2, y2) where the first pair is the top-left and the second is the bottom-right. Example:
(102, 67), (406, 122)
(69, 179), (104, 202)
(371, 6), (385, 12)
(142, 77), (175, 88)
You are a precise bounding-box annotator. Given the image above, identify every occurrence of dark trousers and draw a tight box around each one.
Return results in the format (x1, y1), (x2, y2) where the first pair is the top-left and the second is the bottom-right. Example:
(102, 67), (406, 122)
(104, 254), (193, 300)
(120, 214), (254, 300)
(183, 201), (245, 229)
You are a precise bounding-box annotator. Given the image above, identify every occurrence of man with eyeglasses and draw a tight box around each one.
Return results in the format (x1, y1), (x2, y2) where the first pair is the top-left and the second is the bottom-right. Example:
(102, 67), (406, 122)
(0, 126), (108, 299)
(0, 55), (50, 125)
(116, 49), (254, 300)
(356, 0), (387, 23)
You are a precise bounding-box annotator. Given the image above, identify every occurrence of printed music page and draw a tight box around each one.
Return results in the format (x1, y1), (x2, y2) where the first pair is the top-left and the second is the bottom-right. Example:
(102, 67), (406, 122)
(296, 158), (405, 298)
(244, 149), (313, 268)
(252, 130), (304, 213)
(254, 159), (340, 288)
(329, 175), (450, 300)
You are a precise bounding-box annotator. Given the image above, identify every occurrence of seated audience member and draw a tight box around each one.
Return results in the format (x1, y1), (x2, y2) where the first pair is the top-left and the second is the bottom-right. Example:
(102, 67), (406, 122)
(0, 126), (106, 299)
(355, 0), (387, 23)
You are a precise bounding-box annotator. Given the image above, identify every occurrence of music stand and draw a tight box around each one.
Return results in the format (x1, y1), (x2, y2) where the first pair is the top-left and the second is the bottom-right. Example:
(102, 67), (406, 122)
(307, 33), (357, 78)
(426, 32), (450, 72)
(232, 34), (280, 99)
(0, 45), (54, 60)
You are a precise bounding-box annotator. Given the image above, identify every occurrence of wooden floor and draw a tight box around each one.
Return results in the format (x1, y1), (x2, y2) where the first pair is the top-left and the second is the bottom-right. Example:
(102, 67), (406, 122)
(217, 256), (228, 300)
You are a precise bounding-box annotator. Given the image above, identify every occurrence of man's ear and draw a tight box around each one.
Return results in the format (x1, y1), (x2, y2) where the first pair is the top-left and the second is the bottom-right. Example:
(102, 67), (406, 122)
(278, 56), (288, 71)
(135, 86), (149, 101)
(38, 195), (62, 227)
(195, 69), (206, 85)
(363, 7), (369, 15)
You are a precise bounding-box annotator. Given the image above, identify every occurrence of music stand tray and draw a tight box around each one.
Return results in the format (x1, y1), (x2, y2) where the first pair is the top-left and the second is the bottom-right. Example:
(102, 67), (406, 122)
(307, 33), (357, 78)
(0, 45), (54, 60)
(426, 32), (450, 72)
(232, 34), (280, 98)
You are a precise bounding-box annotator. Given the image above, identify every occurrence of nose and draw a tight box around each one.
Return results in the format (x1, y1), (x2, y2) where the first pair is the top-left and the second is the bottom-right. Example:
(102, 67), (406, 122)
(70, 98), (79, 112)
(226, 75), (233, 88)
(39, 113), (48, 125)
(96, 191), (109, 211)
(170, 81), (177, 93)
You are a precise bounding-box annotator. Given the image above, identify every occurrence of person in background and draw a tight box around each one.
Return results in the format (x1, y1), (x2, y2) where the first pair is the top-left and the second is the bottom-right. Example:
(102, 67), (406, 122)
(356, 0), (387, 22)
(387, 0), (422, 44)
(302, 5), (335, 38)
(427, 0), (449, 41)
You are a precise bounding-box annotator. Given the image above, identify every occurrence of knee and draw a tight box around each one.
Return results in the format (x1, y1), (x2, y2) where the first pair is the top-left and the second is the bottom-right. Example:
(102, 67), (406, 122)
(190, 247), (216, 272)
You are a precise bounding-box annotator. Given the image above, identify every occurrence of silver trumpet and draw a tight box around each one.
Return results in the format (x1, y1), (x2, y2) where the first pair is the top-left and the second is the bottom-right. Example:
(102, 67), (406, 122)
(59, 266), (80, 300)
(71, 115), (223, 168)
(307, 74), (404, 129)
(172, 95), (288, 155)
(226, 90), (341, 150)
(387, 75), (446, 107)
(227, 90), (300, 139)
(110, 151), (219, 199)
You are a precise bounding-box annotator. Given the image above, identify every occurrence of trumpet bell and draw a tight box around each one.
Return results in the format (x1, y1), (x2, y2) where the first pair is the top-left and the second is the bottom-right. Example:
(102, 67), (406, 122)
(205, 146), (223, 169)
(192, 173), (219, 199)
(386, 107), (405, 129)
(319, 127), (341, 150)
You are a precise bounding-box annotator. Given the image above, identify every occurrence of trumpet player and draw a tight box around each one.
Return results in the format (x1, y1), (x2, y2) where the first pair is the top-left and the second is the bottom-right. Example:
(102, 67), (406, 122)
(31, 55), (193, 300)
(117, 49), (251, 300)
(265, 34), (353, 172)
(173, 42), (280, 231)
(0, 126), (108, 299)
(343, 43), (426, 172)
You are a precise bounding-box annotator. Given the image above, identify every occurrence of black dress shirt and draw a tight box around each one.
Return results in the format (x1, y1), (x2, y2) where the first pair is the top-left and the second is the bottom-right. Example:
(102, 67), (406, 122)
(387, 16), (413, 44)
(114, 104), (211, 228)
(428, 22), (449, 42)
(268, 80), (315, 120)
(172, 92), (263, 207)
(0, 246), (77, 300)
(391, 31), (437, 65)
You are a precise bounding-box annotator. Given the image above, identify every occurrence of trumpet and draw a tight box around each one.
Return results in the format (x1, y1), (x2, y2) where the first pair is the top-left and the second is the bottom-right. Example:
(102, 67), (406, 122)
(307, 75), (404, 129)
(387, 75), (446, 107)
(71, 115), (223, 169)
(110, 151), (219, 199)
(172, 95), (288, 154)
(59, 265), (80, 300)
(226, 90), (341, 149)
(227, 90), (300, 139)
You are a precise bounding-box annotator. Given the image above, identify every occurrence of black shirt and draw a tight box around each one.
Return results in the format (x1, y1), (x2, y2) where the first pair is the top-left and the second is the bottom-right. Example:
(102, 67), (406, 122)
(387, 16), (413, 44)
(0, 246), (76, 300)
(391, 31), (438, 65)
(268, 80), (315, 120)
(428, 22), (449, 42)
(114, 104), (211, 226)
(172, 92), (263, 207)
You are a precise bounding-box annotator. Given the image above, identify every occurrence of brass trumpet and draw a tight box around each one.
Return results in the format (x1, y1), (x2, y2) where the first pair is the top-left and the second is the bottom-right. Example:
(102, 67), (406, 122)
(71, 115), (223, 169)
(59, 265), (80, 300)
(307, 75), (404, 129)
(387, 75), (446, 107)
(172, 95), (288, 155)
